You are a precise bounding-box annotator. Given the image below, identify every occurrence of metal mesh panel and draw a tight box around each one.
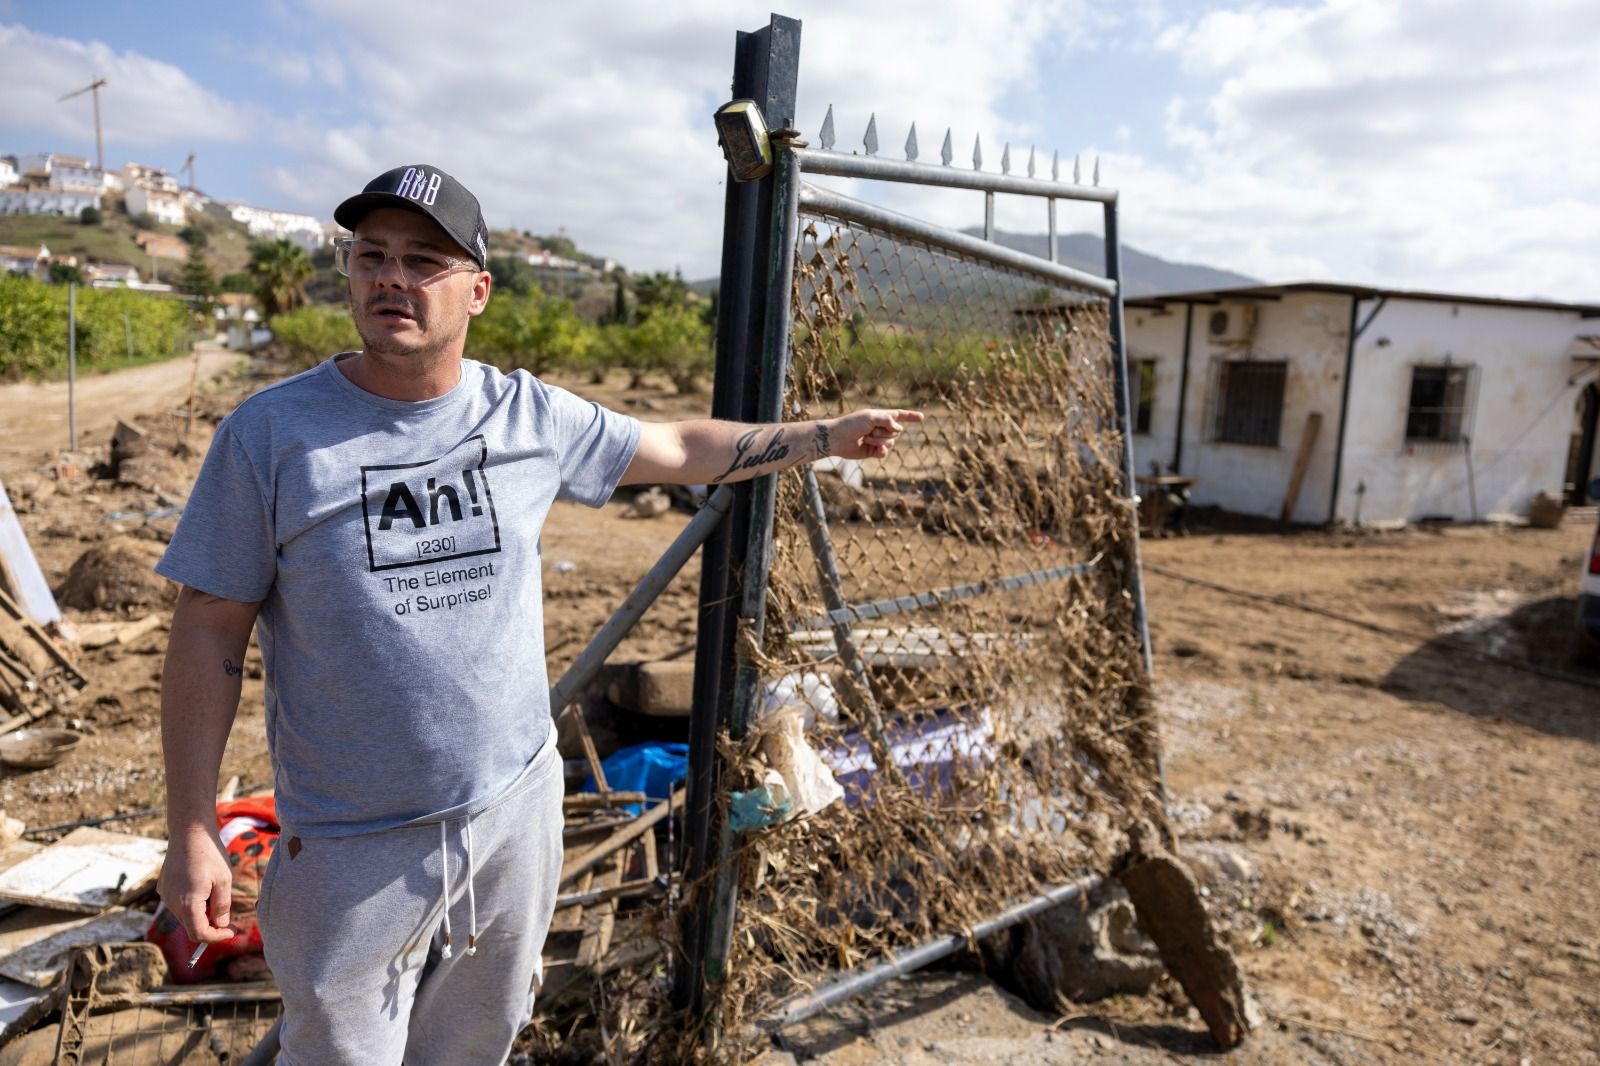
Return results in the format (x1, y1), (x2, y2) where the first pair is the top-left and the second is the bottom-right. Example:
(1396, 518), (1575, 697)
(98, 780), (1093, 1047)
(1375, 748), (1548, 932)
(705, 209), (1163, 1047)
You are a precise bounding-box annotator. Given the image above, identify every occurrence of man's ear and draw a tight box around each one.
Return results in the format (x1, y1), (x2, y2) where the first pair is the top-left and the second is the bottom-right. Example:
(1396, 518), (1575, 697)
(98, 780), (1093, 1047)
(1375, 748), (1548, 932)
(468, 270), (492, 316)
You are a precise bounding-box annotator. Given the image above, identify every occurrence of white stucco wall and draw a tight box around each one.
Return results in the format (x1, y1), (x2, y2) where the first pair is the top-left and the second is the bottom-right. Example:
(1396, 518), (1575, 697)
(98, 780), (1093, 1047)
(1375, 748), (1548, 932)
(1126, 288), (1599, 525)
(1336, 299), (1594, 523)
(1128, 291), (1352, 523)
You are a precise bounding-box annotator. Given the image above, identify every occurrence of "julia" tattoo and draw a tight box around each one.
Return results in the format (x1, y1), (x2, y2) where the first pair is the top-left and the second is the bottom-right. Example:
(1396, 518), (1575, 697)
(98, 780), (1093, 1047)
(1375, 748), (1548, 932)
(710, 429), (792, 483)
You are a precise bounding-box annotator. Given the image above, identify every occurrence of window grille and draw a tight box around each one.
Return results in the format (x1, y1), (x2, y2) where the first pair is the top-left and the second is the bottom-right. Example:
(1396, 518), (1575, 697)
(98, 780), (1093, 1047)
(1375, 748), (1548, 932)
(1405, 365), (1471, 443)
(1214, 361), (1286, 445)
(1132, 359), (1156, 434)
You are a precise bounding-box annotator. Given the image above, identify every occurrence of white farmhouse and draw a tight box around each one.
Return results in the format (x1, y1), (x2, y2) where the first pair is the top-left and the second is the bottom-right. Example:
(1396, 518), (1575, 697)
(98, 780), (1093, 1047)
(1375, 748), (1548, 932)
(0, 157), (17, 187)
(1120, 283), (1600, 523)
(228, 203), (327, 250)
(0, 186), (101, 217)
(126, 183), (186, 226)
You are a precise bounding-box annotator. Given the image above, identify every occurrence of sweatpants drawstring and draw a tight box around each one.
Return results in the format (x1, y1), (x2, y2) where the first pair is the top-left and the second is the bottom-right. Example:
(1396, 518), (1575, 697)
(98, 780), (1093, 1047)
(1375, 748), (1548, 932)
(438, 821), (454, 959)
(437, 817), (479, 958)
(464, 818), (479, 956)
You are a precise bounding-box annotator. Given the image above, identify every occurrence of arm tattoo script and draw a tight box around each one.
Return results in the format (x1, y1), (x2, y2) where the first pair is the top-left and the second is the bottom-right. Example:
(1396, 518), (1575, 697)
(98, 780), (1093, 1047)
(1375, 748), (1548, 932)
(222, 658), (243, 678)
(709, 428), (793, 484)
(812, 422), (831, 460)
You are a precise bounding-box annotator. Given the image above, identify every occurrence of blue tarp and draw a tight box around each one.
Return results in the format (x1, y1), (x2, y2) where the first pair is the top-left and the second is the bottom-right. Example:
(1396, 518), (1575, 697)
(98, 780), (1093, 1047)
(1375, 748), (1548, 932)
(582, 741), (689, 815)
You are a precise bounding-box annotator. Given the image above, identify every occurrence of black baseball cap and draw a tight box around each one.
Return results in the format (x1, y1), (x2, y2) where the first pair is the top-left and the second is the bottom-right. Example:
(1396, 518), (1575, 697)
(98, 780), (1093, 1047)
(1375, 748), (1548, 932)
(334, 164), (489, 269)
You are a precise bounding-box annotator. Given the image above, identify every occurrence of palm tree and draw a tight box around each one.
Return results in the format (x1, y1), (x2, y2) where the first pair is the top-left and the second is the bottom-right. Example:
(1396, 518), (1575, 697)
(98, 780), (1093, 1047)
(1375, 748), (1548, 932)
(247, 239), (314, 319)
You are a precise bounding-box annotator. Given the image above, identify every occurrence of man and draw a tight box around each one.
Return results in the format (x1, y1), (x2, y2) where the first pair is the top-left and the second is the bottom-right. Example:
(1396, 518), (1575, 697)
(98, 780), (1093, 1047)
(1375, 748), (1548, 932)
(155, 163), (920, 1064)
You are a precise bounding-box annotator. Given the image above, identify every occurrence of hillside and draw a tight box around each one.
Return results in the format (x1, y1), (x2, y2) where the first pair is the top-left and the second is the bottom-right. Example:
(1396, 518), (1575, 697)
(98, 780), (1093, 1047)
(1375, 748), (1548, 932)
(0, 197), (256, 280)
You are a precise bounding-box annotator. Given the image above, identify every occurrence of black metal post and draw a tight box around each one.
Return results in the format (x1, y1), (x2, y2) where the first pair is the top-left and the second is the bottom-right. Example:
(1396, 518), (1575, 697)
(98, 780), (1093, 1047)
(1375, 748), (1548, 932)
(674, 12), (802, 1018)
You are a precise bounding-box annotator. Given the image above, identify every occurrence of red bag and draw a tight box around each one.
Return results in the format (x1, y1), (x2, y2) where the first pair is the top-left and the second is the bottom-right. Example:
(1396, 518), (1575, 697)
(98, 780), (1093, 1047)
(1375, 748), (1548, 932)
(147, 796), (279, 983)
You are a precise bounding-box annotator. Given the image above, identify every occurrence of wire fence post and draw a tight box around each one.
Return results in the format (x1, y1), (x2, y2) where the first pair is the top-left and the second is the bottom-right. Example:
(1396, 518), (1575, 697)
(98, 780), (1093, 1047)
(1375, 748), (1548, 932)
(67, 281), (78, 451)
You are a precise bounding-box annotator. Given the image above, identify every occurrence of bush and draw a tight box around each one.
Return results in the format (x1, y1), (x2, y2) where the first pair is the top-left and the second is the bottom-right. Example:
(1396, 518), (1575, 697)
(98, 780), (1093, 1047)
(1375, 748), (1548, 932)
(603, 304), (712, 393)
(79, 205), (102, 225)
(466, 288), (594, 377)
(0, 274), (192, 379)
(267, 306), (361, 368)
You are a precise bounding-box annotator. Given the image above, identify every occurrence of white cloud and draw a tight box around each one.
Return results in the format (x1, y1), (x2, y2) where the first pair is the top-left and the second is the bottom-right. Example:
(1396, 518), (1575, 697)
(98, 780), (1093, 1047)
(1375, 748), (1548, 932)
(0, 24), (252, 157)
(256, 0), (1088, 275)
(1131, 0), (1600, 299)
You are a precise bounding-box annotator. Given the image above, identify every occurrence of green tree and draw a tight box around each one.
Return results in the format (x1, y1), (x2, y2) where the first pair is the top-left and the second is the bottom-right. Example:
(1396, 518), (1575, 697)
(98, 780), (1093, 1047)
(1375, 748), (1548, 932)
(466, 288), (594, 377)
(607, 303), (712, 393)
(487, 255), (537, 298)
(632, 269), (689, 314)
(178, 224), (209, 249)
(218, 271), (254, 294)
(247, 239), (314, 319)
(177, 247), (219, 321)
(79, 205), (101, 225)
(47, 262), (83, 285)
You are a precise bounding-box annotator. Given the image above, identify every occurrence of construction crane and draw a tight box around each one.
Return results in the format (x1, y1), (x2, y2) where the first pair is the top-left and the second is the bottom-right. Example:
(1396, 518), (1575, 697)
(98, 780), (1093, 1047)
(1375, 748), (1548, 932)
(181, 152), (196, 193)
(58, 77), (108, 174)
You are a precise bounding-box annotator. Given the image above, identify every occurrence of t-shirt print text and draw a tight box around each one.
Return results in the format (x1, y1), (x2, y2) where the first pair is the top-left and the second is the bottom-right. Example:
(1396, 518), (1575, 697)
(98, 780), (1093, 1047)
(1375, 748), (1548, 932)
(360, 435), (501, 572)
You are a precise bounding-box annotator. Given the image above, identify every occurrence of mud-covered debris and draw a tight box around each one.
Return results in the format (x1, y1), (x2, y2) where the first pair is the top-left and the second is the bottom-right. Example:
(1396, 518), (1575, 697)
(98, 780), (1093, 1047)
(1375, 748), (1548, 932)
(58, 538), (173, 611)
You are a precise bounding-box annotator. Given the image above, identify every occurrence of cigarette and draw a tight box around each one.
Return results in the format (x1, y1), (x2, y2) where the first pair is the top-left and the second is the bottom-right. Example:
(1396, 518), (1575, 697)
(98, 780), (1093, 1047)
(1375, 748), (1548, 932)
(188, 943), (207, 967)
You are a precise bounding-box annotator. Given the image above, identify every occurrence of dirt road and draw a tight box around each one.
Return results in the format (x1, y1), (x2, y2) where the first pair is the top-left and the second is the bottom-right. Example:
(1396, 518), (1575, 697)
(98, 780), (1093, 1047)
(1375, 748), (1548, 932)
(0, 344), (245, 464)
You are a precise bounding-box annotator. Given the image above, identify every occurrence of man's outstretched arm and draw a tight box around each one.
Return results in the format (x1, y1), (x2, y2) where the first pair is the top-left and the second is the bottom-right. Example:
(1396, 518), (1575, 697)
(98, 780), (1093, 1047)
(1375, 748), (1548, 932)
(157, 587), (261, 945)
(620, 409), (923, 487)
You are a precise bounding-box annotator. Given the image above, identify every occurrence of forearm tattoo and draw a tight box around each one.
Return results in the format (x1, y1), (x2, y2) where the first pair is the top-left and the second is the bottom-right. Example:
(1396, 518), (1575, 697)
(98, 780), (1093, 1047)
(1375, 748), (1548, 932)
(813, 422), (831, 460)
(710, 428), (793, 484)
(222, 658), (243, 678)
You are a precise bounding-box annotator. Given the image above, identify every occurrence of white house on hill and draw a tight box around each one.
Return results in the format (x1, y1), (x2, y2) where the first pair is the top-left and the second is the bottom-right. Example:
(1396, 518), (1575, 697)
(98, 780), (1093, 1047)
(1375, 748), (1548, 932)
(126, 183), (185, 226)
(228, 203), (327, 250)
(1119, 282), (1600, 524)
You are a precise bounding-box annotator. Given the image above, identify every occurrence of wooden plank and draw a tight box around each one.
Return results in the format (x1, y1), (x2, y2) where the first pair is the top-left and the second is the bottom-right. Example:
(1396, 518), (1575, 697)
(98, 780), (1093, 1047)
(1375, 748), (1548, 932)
(575, 850), (625, 969)
(548, 869), (593, 933)
(641, 826), (659, 880)
(559, 790), (679, 886)
(0, 908), (150, 986)
(1280, 411), (1323, 524)
(0, 828), (165, 914)
(0, 480), (59, 627)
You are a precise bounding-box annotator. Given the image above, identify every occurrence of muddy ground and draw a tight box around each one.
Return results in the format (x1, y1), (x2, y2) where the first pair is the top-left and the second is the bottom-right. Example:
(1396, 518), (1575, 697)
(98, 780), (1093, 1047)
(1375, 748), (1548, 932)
(1, 357), (1596, 1065)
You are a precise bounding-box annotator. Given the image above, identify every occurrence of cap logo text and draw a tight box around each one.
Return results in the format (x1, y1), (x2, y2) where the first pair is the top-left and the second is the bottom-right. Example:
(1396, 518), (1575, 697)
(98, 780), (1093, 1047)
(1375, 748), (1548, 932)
(393, 167), (442, 206)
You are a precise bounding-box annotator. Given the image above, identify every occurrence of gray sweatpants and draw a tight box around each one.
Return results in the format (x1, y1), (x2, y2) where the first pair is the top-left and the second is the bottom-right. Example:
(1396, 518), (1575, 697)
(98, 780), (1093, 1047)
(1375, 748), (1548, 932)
(258, 738), (564, 1065)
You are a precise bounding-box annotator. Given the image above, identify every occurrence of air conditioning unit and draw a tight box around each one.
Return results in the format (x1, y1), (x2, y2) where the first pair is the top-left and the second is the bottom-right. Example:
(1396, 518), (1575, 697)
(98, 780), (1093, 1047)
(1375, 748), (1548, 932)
(1206, 304), (1258, 344)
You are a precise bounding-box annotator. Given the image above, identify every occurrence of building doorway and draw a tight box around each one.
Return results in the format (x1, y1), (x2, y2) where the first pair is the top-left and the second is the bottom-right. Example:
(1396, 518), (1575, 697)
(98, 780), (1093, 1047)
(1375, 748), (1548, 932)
(1568, 382), (1599, 504)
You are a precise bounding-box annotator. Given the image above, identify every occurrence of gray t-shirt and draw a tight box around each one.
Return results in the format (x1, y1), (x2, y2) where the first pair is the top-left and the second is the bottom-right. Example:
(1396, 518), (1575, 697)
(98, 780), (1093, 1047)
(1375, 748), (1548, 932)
(157, 355), (640, 837)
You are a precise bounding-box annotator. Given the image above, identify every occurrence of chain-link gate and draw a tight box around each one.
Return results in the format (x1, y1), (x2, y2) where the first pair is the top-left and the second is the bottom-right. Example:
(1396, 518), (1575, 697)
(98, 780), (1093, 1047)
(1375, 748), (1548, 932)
(675, 13), (1163, 1059)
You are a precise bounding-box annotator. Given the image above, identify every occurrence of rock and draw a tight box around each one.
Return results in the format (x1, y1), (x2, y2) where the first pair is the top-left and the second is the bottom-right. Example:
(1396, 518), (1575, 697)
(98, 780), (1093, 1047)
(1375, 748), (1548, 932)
(986, 881), (1164, 1006)
(58, 537), (174, 611)
(1185, 841), (1254, 885)
(626, 486), (671, 519)
(109, 419), (150, 477)
(1117, 818), (1255, 1049)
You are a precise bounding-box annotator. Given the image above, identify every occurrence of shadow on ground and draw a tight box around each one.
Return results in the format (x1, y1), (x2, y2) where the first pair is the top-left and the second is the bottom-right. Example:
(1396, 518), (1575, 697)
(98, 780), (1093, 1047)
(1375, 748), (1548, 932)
(1382, 595), (1600, 741)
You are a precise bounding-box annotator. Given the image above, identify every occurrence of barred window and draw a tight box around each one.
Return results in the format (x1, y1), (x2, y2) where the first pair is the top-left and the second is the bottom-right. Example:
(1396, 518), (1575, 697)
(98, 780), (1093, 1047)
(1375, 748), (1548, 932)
(1132, 360), (1156, 435)
(1215, 361), (1286, 446)
(1405, 366), (1471, 443)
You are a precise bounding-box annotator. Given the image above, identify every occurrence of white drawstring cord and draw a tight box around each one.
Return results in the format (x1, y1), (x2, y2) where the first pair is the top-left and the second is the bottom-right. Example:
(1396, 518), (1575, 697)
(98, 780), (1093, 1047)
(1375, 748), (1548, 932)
(464, 818), (479, 956)
(438, 821), (453, 959)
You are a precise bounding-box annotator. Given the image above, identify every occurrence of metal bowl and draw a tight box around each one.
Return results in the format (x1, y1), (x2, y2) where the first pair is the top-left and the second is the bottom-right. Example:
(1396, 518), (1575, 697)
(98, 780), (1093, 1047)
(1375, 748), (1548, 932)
(0, 728), (84, 770)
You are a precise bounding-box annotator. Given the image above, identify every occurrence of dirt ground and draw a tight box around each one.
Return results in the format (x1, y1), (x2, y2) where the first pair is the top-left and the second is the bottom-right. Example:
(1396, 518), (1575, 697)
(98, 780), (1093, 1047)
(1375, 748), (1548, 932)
(1, 358), (1596, 1065)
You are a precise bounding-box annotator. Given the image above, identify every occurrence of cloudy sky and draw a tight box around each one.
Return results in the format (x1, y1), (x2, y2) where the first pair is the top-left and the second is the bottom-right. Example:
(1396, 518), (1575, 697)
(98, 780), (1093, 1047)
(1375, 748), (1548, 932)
(2, 1), (1594, 301)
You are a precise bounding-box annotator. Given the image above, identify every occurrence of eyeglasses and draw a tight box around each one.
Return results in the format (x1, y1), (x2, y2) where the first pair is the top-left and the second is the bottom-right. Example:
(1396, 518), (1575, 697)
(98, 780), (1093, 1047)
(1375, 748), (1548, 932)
(332, 236), (477, 286)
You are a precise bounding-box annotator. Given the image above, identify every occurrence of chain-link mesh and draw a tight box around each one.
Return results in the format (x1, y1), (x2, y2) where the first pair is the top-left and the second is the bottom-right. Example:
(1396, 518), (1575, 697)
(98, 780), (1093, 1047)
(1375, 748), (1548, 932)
(704, 209), (1164, 1052)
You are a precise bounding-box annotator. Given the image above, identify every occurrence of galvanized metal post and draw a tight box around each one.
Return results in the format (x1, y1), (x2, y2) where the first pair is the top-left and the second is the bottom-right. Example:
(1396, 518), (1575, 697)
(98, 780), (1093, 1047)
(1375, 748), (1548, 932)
(67, 282), (77, 450)
(1103, 199), (1161, 794)
(675, 12), (802, 1019)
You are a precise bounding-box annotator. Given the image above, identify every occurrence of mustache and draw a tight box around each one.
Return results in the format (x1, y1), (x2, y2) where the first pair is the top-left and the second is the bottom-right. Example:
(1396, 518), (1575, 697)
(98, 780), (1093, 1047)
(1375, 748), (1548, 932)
(364, 294), (422, 319)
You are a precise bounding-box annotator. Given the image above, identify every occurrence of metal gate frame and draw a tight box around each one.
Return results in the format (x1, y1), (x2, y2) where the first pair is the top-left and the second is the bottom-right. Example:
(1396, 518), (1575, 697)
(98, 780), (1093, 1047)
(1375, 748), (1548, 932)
(674, 11), (1156, 1036)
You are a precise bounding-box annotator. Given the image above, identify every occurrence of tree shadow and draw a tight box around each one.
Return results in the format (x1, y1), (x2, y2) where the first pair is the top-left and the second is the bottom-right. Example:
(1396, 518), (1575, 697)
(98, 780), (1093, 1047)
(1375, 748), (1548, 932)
(1381, 595), (1600, 742)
